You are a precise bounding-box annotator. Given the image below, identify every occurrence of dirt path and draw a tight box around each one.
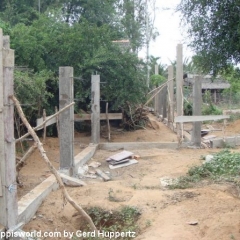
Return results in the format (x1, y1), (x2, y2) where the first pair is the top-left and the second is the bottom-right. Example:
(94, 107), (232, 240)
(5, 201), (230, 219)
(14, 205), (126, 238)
(18, 116), (240, 239)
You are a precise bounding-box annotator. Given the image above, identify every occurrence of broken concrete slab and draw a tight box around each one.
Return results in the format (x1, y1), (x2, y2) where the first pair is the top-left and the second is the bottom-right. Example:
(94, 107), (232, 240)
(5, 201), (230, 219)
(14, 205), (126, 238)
(95, 169), (111, 181)
(107, 150), (133, 161)
(202, 135), (216, 140)
(175, 115), (229, 123)
(109, 159), (138, 169)
(74, 144), (98, 170)
(18, 175), (58, 224)
(59, 173), (86, 187)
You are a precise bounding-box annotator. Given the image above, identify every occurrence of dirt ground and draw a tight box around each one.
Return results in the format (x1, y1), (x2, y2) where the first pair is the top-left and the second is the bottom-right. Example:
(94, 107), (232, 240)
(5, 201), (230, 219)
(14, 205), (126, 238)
(18, 115), (240, 239)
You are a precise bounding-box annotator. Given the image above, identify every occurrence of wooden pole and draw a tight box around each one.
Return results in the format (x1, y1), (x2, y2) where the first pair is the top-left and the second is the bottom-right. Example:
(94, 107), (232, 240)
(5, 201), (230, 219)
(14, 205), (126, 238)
(16, 144), (37, 168)
(55, 106), (59, 137)
(43, 109), (46, 143)
(0, 31), (18, 229)
(91, 75), (100, 144)
(106, 102), (111, 142)
(59, 67), (74, 175)
(10, 95), (97, 232)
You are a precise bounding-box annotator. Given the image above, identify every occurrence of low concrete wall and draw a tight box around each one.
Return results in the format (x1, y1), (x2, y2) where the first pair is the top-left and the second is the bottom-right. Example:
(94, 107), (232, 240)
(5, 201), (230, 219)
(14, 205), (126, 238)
(210, 136), (240, 148)
(99, 142), (188, 151)
(74, 144), (98, 170)
(18, 175), (58, 224)
(17, 144), (97, 226)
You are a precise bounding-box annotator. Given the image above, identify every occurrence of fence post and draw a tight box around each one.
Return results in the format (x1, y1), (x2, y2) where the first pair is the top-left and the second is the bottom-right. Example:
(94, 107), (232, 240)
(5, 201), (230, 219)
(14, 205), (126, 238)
(0, 30), (18, 228)
(59, 67), (74, 176)
(167, 65), (174, 124)
(191, 76), (202, 146)
(91, 75), (100, 144)
(176, 44), (183, 139)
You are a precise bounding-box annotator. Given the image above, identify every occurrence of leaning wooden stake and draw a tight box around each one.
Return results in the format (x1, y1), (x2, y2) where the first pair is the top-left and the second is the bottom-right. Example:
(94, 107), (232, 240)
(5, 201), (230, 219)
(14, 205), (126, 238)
(16, 102), (75, 143)
(16, 144), (37, 168)
(10, 95), (97, 232)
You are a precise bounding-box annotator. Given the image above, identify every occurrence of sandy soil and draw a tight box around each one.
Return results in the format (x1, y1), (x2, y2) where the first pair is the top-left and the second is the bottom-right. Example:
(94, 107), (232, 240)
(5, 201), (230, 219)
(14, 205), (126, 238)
(18, 116), (240, 239)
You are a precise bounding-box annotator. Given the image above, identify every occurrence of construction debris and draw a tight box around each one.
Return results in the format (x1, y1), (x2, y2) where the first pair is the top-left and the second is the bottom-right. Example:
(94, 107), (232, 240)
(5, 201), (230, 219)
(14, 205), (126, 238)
(109, 159), (138, 169)
(88, 161), (101, 168)
(106, 150), (139, 169)
(96, 169), (111, 181)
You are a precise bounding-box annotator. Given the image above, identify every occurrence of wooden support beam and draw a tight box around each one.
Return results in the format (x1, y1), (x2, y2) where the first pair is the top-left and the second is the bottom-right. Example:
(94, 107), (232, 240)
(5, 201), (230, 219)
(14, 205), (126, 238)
(175, 115), (229, 123)
(75, 113), (122, 121)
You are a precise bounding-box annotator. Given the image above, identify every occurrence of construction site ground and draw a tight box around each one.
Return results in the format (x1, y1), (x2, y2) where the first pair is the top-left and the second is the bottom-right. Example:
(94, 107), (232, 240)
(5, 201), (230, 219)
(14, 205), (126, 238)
(17, 115), (240, 240)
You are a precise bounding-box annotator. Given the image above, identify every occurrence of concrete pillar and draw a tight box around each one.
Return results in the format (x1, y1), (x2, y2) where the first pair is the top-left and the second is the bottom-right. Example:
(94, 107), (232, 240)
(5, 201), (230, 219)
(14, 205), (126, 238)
(162, 86), (167, 119)
(167, 65), (174, 123)
(157, 91), (163, 116)
(176, 44), (183, 137)
(91, 75), (100, 144)
(191, 76), (202, 146)
(154, 64), (159, 114)
(0, 31), (18, 228)
(176, 44), (183, 116)
(59, 67), (74, 175)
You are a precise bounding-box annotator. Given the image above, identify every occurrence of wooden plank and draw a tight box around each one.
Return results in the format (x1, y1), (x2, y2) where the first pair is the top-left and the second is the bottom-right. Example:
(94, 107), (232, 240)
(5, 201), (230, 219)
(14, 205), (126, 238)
(95, 169), (111, 181)
(75, 113), (122, 121)
(36, 113), (123, 129)
(175, 115), (229, 123)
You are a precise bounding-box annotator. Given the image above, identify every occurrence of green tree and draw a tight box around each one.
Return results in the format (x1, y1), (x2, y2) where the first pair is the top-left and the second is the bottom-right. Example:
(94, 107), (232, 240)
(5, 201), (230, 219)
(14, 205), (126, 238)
(177, 0), (240, 74)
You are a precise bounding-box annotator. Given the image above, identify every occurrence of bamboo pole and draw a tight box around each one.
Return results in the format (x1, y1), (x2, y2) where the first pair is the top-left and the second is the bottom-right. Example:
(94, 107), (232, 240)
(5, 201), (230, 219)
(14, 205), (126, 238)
(16, 102), (75, 143)
(10, 95), (97, 232)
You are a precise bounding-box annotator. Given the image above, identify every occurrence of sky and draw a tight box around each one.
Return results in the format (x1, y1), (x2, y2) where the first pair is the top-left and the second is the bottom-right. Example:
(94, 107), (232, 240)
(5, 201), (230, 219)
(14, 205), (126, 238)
(139, 0), (194, 65)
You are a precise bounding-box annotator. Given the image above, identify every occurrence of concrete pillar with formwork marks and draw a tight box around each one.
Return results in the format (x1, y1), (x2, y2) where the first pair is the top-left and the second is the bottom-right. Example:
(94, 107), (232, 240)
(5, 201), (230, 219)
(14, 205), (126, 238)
(91, 75), (100, 144)
(191, 76), (202, 147)
(167, 65), (174, 124)
(59, 67), (74, 175)
(0, 31), (18, 229)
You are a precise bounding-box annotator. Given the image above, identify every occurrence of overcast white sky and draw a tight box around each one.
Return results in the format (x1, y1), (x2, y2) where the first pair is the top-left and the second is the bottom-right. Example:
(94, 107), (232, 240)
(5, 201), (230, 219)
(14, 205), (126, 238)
(139, 0), (194, 65)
